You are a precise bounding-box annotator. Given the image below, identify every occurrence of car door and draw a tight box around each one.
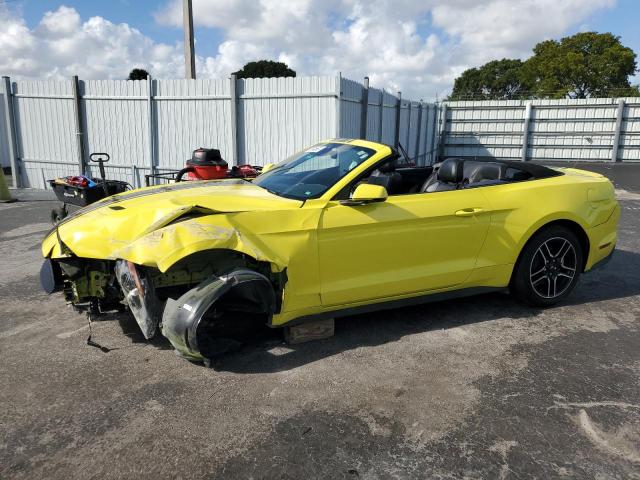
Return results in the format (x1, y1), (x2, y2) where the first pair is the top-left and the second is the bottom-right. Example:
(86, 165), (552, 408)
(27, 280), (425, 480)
(317, 188), (491, 307)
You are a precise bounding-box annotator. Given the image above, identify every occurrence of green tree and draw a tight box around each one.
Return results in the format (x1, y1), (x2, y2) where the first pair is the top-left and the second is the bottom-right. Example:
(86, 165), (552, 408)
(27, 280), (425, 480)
(449, 59), (531, 100)
(128, 68), (149, 80)
(233, 60), (296, 79)
(522, 32), (637, 98)
(449, 32), (638, 100)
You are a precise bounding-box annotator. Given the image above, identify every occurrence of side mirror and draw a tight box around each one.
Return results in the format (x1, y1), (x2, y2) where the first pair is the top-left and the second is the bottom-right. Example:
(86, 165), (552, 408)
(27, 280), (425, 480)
(260, 163), (275, 174)
(340, 183), (388, 206)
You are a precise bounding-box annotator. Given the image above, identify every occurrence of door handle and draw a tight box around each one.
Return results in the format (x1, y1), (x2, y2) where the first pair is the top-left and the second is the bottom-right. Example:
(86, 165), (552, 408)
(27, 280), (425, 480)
(455, 207), (484, 217)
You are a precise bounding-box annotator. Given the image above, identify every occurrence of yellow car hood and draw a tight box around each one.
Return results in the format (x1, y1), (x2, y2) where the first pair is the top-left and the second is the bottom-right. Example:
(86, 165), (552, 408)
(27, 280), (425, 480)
(42, 179), (302, 270)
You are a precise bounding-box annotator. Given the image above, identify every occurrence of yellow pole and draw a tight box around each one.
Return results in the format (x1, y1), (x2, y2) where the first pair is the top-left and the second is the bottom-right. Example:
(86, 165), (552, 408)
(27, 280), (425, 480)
(0, 168), (15, 202)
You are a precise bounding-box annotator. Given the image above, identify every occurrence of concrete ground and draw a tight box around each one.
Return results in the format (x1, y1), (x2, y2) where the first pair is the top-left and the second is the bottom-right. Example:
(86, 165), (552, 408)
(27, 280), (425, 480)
(1, 166), (639, 479)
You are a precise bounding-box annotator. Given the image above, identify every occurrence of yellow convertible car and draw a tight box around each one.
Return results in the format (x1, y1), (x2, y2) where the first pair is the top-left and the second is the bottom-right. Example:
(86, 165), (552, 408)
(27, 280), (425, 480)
(40, 139), (619, 361)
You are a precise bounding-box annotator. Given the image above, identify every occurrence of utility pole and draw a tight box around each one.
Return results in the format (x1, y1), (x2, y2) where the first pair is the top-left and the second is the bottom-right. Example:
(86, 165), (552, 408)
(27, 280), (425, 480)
(183, 0), (196, 79)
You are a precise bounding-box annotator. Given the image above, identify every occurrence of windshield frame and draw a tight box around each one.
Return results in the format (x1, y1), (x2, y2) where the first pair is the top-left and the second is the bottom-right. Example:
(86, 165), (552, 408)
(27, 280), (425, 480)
(253, 142), (380, 201)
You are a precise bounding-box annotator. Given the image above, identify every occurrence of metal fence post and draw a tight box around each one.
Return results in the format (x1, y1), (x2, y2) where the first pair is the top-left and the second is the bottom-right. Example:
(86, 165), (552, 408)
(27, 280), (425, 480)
(146, 75), (155, 181)
(429, 105), (438, 164)
(405, 102), (412, 150)
(2, 76), (20, 188)
(378, 89), (384, 142)
(335, 72), (342, 138)
(521, 101), (532, 161)
(394, 91), (402, 148)
(359, 76), (369, 139)
(437, 104), (447, 160)
(414, 102), (423, 163)
(611, 99), (625, 163)
(71, 75), (86, 174)
(229, 74), (239, 166)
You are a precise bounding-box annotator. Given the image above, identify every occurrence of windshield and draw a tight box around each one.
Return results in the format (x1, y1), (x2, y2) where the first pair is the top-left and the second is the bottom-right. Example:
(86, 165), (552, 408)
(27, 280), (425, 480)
(253, 143), (376, 200)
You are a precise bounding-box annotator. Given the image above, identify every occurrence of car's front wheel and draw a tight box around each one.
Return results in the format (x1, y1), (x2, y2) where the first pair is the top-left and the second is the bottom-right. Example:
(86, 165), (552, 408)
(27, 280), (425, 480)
(511, 225), (583, 307)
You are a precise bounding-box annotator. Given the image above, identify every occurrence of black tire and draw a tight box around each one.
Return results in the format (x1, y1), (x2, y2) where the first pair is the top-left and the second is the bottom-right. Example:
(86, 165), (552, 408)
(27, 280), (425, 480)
(511, 225), (583, 307)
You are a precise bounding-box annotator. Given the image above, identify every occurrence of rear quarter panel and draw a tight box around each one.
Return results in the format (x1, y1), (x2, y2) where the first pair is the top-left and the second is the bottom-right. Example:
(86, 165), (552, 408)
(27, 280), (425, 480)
(475, 170), (618, 283)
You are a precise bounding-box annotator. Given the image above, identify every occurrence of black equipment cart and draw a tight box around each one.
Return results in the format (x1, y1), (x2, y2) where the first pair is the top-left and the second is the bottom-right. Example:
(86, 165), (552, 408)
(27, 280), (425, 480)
(49, 153), (130, 224)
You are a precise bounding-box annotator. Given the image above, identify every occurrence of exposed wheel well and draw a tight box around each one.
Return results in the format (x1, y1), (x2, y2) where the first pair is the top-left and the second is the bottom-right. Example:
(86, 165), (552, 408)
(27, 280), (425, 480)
(511, 219), (590, 286)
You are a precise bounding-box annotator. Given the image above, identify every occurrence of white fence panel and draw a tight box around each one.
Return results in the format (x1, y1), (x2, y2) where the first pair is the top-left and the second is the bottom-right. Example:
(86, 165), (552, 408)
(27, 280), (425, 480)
(416, 104), (430, 164)
(406, 102), (420, 157)
(2, 74), (438, 189)
(6, 74), (640, 192)
(339, 77), (362, 139)
(381, 91), (398, 146)
(0, 88), (9, 169)
(155, 78), (231, 170)
(12, 80), (78, 187)
(83, 80), (150, 186)
(365, 88), (383, 141)
(443, 98), (640, 162)
(619, 101), (640, 161)
(238, 76), (338, 166)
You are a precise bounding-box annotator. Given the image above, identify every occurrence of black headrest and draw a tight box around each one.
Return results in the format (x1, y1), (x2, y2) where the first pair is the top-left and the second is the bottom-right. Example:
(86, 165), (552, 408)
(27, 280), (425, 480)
(376, 159), (397, 174)
(438, 158), (464, 184)
(468, 163), (502, 183)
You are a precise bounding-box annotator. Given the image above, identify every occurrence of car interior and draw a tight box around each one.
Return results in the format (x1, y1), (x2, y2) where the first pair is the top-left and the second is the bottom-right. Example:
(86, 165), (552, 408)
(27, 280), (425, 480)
(335, 155), (561, 200)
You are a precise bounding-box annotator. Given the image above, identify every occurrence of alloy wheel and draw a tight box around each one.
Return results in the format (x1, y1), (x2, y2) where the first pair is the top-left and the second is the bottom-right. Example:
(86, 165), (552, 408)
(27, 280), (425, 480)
(529, 236), (577, 299)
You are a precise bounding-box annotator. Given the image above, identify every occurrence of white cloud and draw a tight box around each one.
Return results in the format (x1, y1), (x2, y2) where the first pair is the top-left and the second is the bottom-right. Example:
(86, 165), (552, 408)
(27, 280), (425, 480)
(431, 0), (615, 61)
(0, 1), (619, 99)
(0, 5), (184, 79)
(38, 5), (81, 37)
(156, 0), (619, 97)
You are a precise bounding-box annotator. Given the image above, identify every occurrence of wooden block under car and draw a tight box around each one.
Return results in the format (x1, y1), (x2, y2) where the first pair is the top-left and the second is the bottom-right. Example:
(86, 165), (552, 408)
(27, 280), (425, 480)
(284, 318), (335, 344)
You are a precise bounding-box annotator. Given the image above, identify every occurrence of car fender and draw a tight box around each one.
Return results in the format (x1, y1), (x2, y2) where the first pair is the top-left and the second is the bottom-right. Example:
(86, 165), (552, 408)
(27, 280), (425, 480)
(516, 210), (590, 255)
(110, 216), (288, 273)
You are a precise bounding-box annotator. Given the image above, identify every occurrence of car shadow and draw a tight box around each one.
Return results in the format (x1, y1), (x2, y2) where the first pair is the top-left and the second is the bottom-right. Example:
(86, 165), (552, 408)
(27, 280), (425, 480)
(209, 248), (640, 374)
(114, 314), (175, 350)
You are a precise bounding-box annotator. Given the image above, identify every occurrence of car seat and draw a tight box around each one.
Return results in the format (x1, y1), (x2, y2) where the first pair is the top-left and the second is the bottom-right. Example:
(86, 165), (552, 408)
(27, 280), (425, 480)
(367, 159), (403, 195)
(421, 158), (464, 192)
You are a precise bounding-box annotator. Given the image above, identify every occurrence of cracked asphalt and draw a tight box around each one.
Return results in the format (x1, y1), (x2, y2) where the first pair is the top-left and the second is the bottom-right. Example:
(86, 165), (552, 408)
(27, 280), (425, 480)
(1, 164), (639, 479)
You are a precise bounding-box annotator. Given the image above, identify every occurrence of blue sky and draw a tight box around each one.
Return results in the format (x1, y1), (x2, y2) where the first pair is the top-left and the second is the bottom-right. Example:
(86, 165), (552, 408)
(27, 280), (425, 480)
(2, 0), (639, 99)
(14, 0), (640, 56)
(14, 0), (224, 56)
(571, 0), (640, 53)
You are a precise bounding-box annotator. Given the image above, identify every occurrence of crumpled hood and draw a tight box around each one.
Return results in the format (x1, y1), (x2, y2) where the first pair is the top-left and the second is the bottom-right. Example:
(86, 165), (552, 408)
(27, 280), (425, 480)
(42, 179), (302, 266)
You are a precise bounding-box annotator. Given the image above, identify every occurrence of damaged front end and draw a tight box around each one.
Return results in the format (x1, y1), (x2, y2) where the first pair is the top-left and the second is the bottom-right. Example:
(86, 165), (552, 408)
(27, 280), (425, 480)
(42, 250), (282, 362)
(40, 257), (124, 314)
(115, 259), (278, 360)
(39, 188), (297, 361)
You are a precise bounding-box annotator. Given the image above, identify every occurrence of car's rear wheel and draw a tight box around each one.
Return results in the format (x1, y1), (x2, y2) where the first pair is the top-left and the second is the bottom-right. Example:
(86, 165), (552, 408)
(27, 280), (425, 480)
(511, 225), (583, 307)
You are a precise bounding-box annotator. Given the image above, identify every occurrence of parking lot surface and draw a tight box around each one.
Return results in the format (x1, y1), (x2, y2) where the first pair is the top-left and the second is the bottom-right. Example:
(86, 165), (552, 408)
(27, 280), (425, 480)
(1, 168), (639, 479)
